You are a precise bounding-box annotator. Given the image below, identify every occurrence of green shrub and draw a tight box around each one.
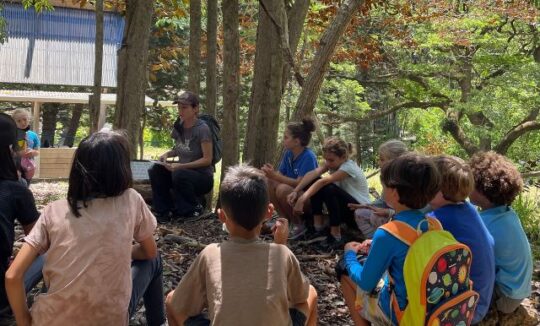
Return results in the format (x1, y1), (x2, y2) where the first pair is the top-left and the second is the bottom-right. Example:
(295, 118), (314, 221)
(512, 191), (540, 244)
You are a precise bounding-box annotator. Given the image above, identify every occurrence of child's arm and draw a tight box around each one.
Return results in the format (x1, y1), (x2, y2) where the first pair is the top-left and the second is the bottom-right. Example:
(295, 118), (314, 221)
(5, 244), (40, 326)
(165, 290), (188, 326)
(292, 169), (349, 215)
(132, 235), (158, 260)
(261, 163), (299, 187)
(288, 164), (328, 202)
(343, 230), (396, 292)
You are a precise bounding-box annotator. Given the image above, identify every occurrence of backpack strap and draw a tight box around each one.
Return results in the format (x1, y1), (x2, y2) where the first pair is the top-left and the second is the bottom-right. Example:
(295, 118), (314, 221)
(379, 220), (421, 324)
(379, 221), (420, 246)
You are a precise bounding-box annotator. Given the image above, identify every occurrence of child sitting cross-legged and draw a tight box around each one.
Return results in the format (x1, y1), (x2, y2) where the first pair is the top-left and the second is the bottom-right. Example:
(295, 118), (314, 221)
(469, 151), (533, 315)
(429, 155), (495, 324)
(166, 165), (318, 326)
(339, 153), (440, 325)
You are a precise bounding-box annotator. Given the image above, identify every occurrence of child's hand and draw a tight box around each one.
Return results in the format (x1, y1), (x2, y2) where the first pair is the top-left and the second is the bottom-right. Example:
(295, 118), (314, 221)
(22, 149), (34, 159)
(344, 241), (363, 253)
(287, 191), (298, 206)
(261, 164), (277, 179)
(359, 240), (372, 254)
(272, 218), (289, 245)
(292, 196), (305, 216)
(158, 153), (168, 162)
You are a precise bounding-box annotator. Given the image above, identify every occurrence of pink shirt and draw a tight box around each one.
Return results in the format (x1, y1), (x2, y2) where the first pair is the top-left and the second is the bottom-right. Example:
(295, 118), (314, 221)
(25, 189), (156, 326)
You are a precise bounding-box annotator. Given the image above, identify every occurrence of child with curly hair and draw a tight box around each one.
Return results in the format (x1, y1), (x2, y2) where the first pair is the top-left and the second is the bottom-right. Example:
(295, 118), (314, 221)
(469, 151), (532, 315)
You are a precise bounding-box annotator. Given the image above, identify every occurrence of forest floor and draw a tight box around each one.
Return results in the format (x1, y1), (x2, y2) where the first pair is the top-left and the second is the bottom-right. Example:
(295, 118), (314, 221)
(16, 181), (540, 325)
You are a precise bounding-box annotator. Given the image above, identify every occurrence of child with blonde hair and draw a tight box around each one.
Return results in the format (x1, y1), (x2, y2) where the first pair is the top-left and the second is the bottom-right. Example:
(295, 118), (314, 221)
(349, 139), (408, 238)
(11, 109), (39, 183)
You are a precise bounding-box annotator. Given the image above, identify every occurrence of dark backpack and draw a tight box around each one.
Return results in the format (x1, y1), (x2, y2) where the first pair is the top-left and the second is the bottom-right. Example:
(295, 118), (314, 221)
(173, 114), (222, 167)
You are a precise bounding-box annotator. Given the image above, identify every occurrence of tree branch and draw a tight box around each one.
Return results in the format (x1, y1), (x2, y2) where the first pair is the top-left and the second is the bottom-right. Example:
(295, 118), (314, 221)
(319, 99), (450, 124)
(442, 111), (479, 155)
(259, 0), (305, 86)
(494, 108), (540, 154)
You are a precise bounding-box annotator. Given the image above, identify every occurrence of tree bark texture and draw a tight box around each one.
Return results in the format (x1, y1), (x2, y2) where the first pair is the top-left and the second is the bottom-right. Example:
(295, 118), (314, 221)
(41, 103), (59, 148)
(291, 0), (365, 121)
(188, 0), (202, 95)
(244, 0), (286, 167)
(113, 0), (153, 159)
(206, 0), (218, 116)
(281, 0), (310, 94)
(221, 0), (240, 172)
(89, 0), (103, 133)
(63, 104), (83, 147)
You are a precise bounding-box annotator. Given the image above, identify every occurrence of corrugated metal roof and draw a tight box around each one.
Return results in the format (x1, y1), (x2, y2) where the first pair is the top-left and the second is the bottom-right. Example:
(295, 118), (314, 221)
(0, 3), (124, 87)
(0, 89), (155, 106)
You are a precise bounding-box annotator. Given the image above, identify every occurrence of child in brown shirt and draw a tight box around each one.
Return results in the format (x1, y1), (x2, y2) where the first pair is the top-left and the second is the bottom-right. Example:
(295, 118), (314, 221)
(166, 165), (318, 326)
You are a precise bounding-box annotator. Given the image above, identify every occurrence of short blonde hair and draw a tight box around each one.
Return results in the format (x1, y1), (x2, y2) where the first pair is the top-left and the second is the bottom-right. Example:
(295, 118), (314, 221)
(434, 155), (474, 203)
(378, 139), (408, 162)
(12, 108), (31, 121)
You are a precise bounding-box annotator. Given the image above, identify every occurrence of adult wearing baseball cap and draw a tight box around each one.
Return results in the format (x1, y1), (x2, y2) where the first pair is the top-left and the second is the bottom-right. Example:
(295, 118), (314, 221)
(148, 91), (214, 222)
(0, 113), (43, 324)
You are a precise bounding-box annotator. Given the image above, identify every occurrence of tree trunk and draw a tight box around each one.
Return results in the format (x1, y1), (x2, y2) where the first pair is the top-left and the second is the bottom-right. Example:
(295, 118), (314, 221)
(113, 0), (154, 159)
(221, 0), (240, 171)
(64, 104), (83, 147)
(243, 0), (287, 167)
(41, 103), (59, 148)
(281, 0), (310, 94)
(206, 0), (218, 116)
(89, 0), (103, 133)
(291, 0), (365, 121)
(188, 0), (202, 95)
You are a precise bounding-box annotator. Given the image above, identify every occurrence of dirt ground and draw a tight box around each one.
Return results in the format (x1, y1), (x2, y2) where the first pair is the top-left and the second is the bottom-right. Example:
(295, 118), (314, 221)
(17, 182), (540, 325)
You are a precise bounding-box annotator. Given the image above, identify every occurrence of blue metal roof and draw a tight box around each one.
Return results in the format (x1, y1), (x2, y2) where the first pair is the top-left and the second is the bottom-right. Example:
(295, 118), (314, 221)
(0, 3), (124, 87)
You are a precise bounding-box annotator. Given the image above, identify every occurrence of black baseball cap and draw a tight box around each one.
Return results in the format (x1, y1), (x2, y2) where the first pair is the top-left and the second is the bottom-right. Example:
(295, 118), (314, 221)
(172, 91), (199, 107)
(0, 113), (17, 147)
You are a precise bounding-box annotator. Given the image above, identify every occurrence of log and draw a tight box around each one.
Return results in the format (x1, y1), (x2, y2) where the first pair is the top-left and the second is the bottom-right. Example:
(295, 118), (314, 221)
(133, 181), (152, 204)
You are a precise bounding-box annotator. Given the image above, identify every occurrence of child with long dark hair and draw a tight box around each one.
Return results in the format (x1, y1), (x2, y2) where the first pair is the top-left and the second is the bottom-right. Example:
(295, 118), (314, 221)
(262, 118), (317, 239)
(5, 131), (165, 326)
(0, 113), (42, 325)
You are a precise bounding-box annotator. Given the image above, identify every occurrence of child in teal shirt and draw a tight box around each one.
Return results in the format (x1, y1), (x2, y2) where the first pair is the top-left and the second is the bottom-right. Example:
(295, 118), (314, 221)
(469, 151), (532, 314)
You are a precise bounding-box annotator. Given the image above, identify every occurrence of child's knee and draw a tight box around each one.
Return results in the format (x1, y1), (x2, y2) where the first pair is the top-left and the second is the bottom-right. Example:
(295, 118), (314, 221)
(275, 184), (293, 200)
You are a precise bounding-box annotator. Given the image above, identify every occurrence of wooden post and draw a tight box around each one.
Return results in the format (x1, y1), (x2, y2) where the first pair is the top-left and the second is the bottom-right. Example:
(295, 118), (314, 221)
(97, 104), (107, 130)
(32, 101), (41, 132)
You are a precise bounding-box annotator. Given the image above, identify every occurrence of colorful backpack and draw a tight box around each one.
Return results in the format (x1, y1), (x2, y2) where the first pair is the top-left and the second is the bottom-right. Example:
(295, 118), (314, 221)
(380, 217), (479, 326)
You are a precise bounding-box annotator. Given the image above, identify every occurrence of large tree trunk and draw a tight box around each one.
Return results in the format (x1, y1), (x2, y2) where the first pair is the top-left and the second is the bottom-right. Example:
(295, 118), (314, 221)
(113, 0), (153, 159)
(243, 0), (287, 167)
(89, 0), (103, 133)
(188, 0), (202, 95)
(63, 104), (83, 147)
(291, 0), (365, 121)
(41, 103), (59, 148)
(221, 0), (240, 172)
(205, 0), (218, 116)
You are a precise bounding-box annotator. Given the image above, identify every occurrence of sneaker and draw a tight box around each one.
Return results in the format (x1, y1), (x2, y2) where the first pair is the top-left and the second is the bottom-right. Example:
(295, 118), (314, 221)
(317, 235), (345, 252)
(305, 227), (328, 242)
(154, 211), (171, 224)
(288, 225), (307, 240)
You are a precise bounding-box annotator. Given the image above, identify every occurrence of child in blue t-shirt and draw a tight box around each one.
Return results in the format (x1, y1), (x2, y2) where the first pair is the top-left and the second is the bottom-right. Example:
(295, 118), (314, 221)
(469, 151), (533, 315)
(12, 109), (40, 183)
(339, 153), (440, 325)
(430, 155), (495, 323)
(262, 118), (317, 239)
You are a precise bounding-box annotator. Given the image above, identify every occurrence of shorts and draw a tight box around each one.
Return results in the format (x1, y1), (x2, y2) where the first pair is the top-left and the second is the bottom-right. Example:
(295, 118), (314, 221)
(492, 286), (523, 314)
(184, 308), (307, 326)
(354, 279), (391, 325)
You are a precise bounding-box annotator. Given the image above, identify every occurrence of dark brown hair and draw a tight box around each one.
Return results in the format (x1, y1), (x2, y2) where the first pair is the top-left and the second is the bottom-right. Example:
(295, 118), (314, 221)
(381, 153), (441, 209)
(469, 151), (523, 206)
(286, 118), (316, 147)
(220, 165), (269, 230)
(67, 131), (133, 217)
(0, 113), (18, 181)
(322, 137), (352, 158)
(433, 155), (474, 202)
